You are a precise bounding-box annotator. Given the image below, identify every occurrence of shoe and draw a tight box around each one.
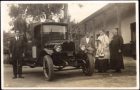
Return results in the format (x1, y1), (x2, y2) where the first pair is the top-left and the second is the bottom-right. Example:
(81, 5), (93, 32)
(102, 70), (107, 73)
(116, 70), (121, 73)
(18, 75), (24, 78)
(113, 70), (122, 73)
(12, 76), (17, 79)
(98, 70), (102, 73)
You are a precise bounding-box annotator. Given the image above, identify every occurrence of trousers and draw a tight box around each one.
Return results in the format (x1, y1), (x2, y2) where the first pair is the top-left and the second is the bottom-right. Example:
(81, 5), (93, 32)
(12, 58), (23, 77)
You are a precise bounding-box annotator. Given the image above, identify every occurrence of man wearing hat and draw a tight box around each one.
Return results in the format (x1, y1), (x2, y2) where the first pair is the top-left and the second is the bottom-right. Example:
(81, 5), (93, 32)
(10, 30), (25, 79)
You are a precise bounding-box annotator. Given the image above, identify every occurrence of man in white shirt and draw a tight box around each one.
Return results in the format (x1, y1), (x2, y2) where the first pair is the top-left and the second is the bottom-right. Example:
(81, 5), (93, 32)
(86, 36), (90, 44)
(80, 32), (95, 54)
(79, 32), (95, 75)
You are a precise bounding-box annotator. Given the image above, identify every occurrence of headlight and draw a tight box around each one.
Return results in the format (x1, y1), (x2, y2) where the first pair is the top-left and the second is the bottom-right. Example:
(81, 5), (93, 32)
(80, 45), (86, 51)
(54, 45), (62, 52)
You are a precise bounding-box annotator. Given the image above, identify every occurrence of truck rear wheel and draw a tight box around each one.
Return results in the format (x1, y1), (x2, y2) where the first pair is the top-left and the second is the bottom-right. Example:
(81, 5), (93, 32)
(82, 54), (94, 76)
(43, 55), (54, 81)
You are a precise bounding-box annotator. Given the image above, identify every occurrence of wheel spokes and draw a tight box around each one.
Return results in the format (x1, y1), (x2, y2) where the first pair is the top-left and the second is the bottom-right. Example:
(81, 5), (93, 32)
(82, 59), (90, 73)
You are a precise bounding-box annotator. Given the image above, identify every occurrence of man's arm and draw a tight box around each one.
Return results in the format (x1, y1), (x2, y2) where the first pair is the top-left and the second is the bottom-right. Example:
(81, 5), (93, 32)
(119, 35), (124, 53)
(22, 37), (26, 57)
(91, 38), (95, 50)
(119, 36), (123, 51)
(9, 38), (14, 58)
(80, 38), (84, 47)
(86, 38), (95, 51)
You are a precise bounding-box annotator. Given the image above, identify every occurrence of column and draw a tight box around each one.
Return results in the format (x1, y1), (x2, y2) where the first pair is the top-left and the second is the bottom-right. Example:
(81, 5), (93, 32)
(115, 4), (122, 36)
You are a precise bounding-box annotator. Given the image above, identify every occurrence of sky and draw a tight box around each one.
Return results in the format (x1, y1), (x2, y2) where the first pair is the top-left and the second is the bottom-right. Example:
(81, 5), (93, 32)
(1, 2), (108, 32)
(68, 3), (108, 23)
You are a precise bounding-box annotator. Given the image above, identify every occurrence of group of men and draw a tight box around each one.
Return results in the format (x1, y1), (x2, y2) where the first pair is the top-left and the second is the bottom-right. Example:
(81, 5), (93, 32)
(80, 29), (124, 73)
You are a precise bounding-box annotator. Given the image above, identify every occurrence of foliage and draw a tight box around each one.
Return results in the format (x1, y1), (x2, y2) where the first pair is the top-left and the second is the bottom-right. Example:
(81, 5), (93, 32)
(9, 4), (64, 20)
(8, 4), (64, 32)
(3, 31), (15, 54)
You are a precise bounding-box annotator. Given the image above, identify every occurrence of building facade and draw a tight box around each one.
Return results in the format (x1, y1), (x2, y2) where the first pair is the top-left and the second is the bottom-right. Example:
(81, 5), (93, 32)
(77, 3), (136, 57)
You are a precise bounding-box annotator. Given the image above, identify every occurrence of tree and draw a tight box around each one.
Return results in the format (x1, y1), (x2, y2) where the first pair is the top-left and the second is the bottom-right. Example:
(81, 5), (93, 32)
(13, 14), (27, 33)
(3, 31), (14, 54)
(8, 4), (65, 32)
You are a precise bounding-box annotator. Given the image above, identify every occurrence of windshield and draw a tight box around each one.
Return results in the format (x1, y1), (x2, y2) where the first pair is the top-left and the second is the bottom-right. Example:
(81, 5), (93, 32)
(42, 25), (67, 41)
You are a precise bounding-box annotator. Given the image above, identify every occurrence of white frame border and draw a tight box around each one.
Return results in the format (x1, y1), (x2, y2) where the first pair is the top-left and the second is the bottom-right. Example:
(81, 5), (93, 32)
(1, 0), (139, 89)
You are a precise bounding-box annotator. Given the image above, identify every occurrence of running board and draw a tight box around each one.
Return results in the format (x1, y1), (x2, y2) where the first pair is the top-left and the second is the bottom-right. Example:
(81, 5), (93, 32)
(54, 67), (82, 71)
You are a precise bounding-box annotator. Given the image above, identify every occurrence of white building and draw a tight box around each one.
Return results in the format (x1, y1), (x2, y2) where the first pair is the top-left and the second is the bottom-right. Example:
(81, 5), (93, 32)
(77, 3), (136, 57)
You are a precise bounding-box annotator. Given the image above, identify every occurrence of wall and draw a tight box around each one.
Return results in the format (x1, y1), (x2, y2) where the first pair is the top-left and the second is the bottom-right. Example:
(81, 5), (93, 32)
(121, 15), (136, 44)
(77, 3), (136, 57)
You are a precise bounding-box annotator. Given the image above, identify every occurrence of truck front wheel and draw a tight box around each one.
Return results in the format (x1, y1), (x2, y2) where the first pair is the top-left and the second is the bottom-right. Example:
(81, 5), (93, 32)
(43, 55), (54, 81)
(82, 54), (94, 76)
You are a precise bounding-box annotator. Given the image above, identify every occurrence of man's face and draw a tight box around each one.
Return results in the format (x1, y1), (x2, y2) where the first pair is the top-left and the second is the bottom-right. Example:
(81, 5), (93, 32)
(112, 29), (117, 35)
(99, 31), (104, 35)
(15, 31), (20, 37)
(86, 32), (90, 37)
(15, 32), (19, 36)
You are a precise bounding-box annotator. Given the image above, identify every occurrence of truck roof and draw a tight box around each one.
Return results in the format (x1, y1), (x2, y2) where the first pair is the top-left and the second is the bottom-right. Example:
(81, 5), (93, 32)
(33, 22), (68, 28)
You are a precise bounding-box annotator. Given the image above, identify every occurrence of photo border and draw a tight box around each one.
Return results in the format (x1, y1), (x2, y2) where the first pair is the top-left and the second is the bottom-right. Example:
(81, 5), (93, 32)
(1, 0), (139, 89)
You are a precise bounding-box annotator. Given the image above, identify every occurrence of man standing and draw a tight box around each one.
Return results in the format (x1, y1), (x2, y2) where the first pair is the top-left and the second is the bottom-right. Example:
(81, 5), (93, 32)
(109, 28), (124, 73)
(10, 30), (25, 79)
(80, 32), (95, 74)
(95, 30), (110, 73)
(80, 32), (95, 53)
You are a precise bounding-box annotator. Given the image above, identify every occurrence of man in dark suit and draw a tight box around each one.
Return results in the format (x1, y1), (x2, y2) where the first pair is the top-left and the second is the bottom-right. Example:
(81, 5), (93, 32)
(109, 28), (124, 73)
(10, 30), (25, 79)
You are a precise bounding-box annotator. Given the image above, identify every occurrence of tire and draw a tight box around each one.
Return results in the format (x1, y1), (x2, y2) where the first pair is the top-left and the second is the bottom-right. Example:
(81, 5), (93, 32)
(43, 55), (54, 81)
(82, 54), (94, 76)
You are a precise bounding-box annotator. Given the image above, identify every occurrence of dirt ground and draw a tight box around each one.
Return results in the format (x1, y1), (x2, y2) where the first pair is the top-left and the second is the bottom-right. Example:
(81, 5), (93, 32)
(2, 57), (137, 89)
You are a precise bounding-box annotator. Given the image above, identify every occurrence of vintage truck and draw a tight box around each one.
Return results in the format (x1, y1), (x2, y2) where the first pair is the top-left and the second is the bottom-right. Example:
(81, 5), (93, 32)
(22, 22), (94, 81)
